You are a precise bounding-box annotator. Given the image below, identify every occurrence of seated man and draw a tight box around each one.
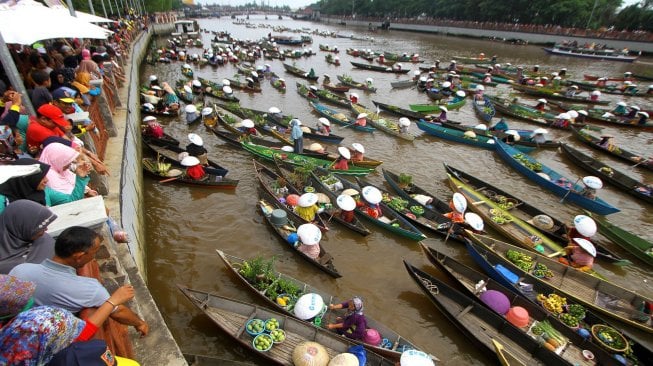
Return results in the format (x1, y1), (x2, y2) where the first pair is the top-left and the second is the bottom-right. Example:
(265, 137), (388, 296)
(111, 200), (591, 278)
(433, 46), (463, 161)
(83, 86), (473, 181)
(9, 226), (148, 337)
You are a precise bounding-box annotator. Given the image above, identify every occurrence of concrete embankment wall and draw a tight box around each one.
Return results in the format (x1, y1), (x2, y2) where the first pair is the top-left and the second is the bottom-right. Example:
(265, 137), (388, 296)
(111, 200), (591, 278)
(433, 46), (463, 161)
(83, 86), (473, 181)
(321, 17), (653, 53)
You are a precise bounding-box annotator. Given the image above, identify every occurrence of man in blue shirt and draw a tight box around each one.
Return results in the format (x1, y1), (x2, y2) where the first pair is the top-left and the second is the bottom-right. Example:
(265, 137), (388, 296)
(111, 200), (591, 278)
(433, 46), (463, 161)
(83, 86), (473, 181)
(290, 119), (304, 154)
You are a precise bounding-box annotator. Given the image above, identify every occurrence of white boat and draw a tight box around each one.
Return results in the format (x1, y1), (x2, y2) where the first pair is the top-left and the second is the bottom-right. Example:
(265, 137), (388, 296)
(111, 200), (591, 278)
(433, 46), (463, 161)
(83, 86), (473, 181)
(542, 45), (639, 62)
(171, 20), (200, 39)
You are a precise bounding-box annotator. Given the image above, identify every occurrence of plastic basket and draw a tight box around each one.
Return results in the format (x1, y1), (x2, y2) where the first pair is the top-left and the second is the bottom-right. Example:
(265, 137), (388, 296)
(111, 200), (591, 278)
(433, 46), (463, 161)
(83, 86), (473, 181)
(245, 318), (265, 336)
(252, 333), (273, 352)
(590, 324), (629, 353)
(264, 318), (281, 333)
(269, 328), (286, 344)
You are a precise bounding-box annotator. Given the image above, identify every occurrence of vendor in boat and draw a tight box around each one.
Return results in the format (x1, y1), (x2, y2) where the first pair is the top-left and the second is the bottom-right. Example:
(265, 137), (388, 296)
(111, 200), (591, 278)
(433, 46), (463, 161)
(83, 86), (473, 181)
(452, 90), (466, 103)
(354, 112), (367, 127)
(489, 118), (509, 132)
(626, 105), (640, 119)
(482, 73), (493, 84)
(350, 143), (365, 162)
(307, 86), (318, 99)
(647, 85), (653, 95)
(349, 93), (359, 105)
(336, 194), (356, 223)
(531, 128), (549, 144)
(190, 79), (203, 94)
(552, 76), (562, 89)
(322, 74), (331, 85)
(637, 111), (649, 125)
(393, 63), (403, 72)
(315, 118), (331, 136)
(308, 142), (325, 154)
(412, 70), (421, 82)
(598, 135), (615, 150)
(474, 85), (485, 100)
(148, 75), (159, 88)
(361, 186), (383, 219)
(290, 119), (304, 154)
(436, 106), (448, 122)
(399, 117), (411, 134)
(590, 90), (601, 102)
(534, 99), (547, 112)
(579, 176), (603, 200)
(574, 110), (588, 123)
(326, 296), (367, 341)
(307, 68), (316, 79)
(333, 56), (340, 66)
(564, 85), (579, 97)
(333, 147), (351, 171)
(447, 60), (457, 72)
(186, 133), (208, 166)
(532, 64), (540, 73)
(444, 192), (466, 224)
(181, 155), (206, 181)
(295, 192), (321, 222)
(553, 113), (571, 128)
(595, 77), (608, 88)
(201, 107), (217, 127)
(239, 119), (258, 136)
(246, 77), (256, 89)
(560, 237), (596, 272)
(612, 101), (628, 115)
(366, 78), (374, 89)
(142, 116), (164, 139)
(296, 223), (321, 260)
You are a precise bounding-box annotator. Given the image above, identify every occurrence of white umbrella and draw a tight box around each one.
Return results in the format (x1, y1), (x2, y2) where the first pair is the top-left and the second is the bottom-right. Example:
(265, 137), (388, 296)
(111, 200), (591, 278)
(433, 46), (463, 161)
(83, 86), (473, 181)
(50, 5), (114, 23)
(0, 0), (112, 45)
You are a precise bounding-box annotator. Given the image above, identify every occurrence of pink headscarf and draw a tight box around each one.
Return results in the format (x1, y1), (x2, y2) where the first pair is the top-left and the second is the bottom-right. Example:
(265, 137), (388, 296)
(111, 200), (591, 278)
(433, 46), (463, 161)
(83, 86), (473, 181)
(38, 142), (79, 194)
(81, 49), (91, 60)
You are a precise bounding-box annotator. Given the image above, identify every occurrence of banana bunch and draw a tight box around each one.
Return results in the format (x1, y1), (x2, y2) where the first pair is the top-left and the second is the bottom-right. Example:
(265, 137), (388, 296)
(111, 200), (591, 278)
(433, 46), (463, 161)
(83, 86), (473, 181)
(156, 161), (171, 174)
(537, 293), (566, 314)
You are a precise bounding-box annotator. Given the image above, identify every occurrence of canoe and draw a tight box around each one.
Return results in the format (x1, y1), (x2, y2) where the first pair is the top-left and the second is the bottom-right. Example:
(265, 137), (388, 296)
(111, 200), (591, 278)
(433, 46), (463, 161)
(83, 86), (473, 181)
(460, 240), (653, 364)
(590, 213), (653, 268)
(144, 142), (229, 178)
(226, 78), (262, 93)
(273, 160), (371, 236)
(350, 61), (411, 74)
(257, 188), (340, 277)
(214, 102), (294, 145)
(464, 237), (653, 334)
(282, 63), (318, 81)
(409, 98), (466, 113)
(241, 142), (376, 176)
(254, 160), (329, 232)
(381, 169), (453, 216)
(494, 138), (620, 215)
(371, 101), (425, 120)
(310, 102), (376, 133)
(266, 110), (347, 145)
(403, 261), (564, 366)
(390, 79), (416, 89)
(141, 131), (180, 149)
(295, 82), (319, 103)
(562, 80), (649, 97)
(510, 84), (610, 105)
(439, 121), (560, 149)
(492, 339), (526, 366)
(560, 144), (653, 204)
(355, 176), (452, 238)
(350, 103), (416, 141)
(269, 74), (286, 92)
(141, 157), (239, 189)
(542, 46), (638, 63)
(416, 120), (535, 152)
(472, 95), (495, 123)
(311, 168), (426, 241)
(197, 77), (240, 102)
(314, 88), (352, 108)
(177, 286), (397, 365)
(216, 250), (429, 360)
(336, 75), (377, 93)
(486, 96), (590, 131)
(570, 126), (653, 171)
(322, 83), (350, 93)
(550, 102), (653, 130)
(419, 243), (625, 366)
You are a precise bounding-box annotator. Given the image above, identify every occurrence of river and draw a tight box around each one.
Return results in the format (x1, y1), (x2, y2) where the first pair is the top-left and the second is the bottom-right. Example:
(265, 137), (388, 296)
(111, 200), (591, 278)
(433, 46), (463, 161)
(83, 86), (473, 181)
(141, 16), (653, 365)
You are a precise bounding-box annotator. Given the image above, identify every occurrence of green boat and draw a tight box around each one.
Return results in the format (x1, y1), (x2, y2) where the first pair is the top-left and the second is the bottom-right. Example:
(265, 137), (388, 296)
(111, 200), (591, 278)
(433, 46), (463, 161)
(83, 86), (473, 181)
(241, 142), (375, 176)
(589, 213), (653, 268)
(409, 98), (466, 113)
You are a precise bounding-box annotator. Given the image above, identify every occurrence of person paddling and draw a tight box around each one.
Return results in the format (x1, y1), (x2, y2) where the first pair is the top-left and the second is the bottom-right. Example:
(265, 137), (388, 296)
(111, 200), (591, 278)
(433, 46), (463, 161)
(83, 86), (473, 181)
(326, 296), (367, 341)
(333, 146), (350, 170)
(444, 192), (466, 224)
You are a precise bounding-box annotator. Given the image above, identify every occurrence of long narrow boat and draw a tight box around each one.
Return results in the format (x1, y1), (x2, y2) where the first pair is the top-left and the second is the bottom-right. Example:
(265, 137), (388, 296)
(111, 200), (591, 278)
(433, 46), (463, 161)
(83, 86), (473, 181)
(542, 46), (638, 63)
(215, 102), (294, 145)
(216, 250), (428, 360)
(403, 261), (567, 366)
(273, 159), (371, 236)
(420, 243), (631, 366)
(336, 75), (377, 93)
(511, 84), (610, 105)
(408, 98), (467, 113)
(487, 95), (590, 131)
(314, 87), (352, 108)
(416, 120), (536, 152)
(550, 102), (653, 130)
(372, 101), (425, 120)
(439, 121), (560, 149)
(142, 158), (239, 189)
(322, 82), (350, 93)
(257, 189), (340, 277)
(177, 286), (396, 365)
(472, 95), (495, 123)
(562, 79), (649, 97)
(242, 142), (376, 176)
(459, 241), (653, 364)
(226, 78), (262, 93)
(390, 79), (416, 89)
(350, 103), (416, 141)
(141, 131), (180, 149)
(354, 176), (451, 238)
(590, 213), (653, 268)
(144, 142), (229, 178)
(494, 138), (620, 215)
(295, 82), (319, 103)
(443, 164), (625, 264)
(465, 237), (653, 334)
(283, 62), (319, 81)
(570, 127), (653, 171)
(310, 102), (376, 133)
(560, 144), (653, 204)
(254, 160), (329, 232)
(382, 169), (453, 215)
(196, 77), (240, 102)
(311, 169), (426, 241)
(492, 339), (526, 366)
(350, 61), (411, 74)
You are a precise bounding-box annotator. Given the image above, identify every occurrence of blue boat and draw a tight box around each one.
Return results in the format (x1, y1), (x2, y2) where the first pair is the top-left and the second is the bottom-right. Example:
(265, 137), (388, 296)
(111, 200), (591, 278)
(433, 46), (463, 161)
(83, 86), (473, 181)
(494, 138), (620, 215)
(416, 120), (535, 153)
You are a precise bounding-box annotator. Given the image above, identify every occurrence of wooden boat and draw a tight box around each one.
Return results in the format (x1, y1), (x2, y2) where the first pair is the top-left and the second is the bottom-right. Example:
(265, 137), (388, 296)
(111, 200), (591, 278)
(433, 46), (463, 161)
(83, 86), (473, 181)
(409, 98), (466, 113)
(214, 102), (293, 145)
(322, 83), (350, 93)
(144, 142), (229, 178)
(336, 75), (377, 93)
(390, 79), (416, 89)
(439, 121), (560, 149)
(420, 243), (627, 366)
(269, 73), (286, 92)
(465, 238), (653, 334)
(141, 157), (238, 189)
(197, 77), (240, 102)
(311, 169), (426, 241)
(404, 261), (566, 366)
(492, 339), (526, 366)
(472, 95), (495, 123)
(371, 101), (424, 120)
(265, 111), (346, 145)
(216, 250), (433, 361)
(242, 142), (375, 176)
(324, 54), (340, 66)
(350, 61), (411, 74)
(560, 144), (653, 205)
(487, 96), (590, 131)
(550, 102), (653, 130)
(461, 240), (653, 364)
(310, 102), (376, 133)
(254, 160), (329, 232)
(273, 160), (371, 236)
(282, 63), (318, 81)
(177, 287), (397, 365)
(583, 74), (632, 82)
(562, 80), (649, 97)
(141, 131), (180, 149)
(295, 82), (319, 103)
(542, 46), (638, 63)
(511, 84), (610, 105)
(590, 213), (653, 268)
(416, 120), (535, 152)
(350, 103), (416, 141)
(570, 126), (653, 171)
(494, 138), (620, 215)
(314, 87), (352, 108)
(382, 169), (453, 216)
(257, 189), (340, 277)
(226, 78), (262, 93)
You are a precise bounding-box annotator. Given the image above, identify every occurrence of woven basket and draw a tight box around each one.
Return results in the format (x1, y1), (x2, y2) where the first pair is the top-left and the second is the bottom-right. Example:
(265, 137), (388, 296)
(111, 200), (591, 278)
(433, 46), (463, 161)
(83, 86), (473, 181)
(591, 324), (629, 353)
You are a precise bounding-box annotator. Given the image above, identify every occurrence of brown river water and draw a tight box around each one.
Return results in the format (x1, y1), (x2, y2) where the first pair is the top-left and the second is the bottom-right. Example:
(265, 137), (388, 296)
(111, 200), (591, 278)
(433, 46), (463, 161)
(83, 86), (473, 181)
(142, 16), (653, 365)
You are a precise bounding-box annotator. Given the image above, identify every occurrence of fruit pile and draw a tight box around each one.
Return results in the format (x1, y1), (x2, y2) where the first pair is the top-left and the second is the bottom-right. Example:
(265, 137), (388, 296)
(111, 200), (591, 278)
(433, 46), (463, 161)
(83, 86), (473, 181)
(247, 319), (265, 335)
(253, 333), (273, 351)
(537, 293), (567, 314)
(559, 313), (579, 327)
(532, 263), (554, 279)
(506, 249), (533, 271)
(512, 153), (543, 172)
(270, 329), (286, 343)
(265, 318), (280, 332)
(490, 208), (512, 225)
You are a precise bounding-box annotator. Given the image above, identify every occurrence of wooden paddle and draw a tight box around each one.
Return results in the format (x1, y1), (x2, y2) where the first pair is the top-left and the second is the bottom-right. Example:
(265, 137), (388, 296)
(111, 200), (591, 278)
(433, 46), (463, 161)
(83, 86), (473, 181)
(631, 157), (651, 168)
(559, 177), (582, 203)
(160, 176), (180, 183)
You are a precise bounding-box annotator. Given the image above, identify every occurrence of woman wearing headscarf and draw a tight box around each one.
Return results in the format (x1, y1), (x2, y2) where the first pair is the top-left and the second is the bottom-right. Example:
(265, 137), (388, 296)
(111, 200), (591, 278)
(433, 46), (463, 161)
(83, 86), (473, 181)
(0, 200), (57, 274)
(0, 158), (89, 214)
(0, 274), (136, 365)
(326, 296), (367, 340)
(38, 142), (91, 195)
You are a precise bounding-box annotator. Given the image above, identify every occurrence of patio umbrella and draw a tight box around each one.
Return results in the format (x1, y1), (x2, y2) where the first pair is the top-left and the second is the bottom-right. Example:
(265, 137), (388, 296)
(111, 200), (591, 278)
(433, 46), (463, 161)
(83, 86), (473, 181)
(49, 5), (114, 23)
(0, 0), (112, 45)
